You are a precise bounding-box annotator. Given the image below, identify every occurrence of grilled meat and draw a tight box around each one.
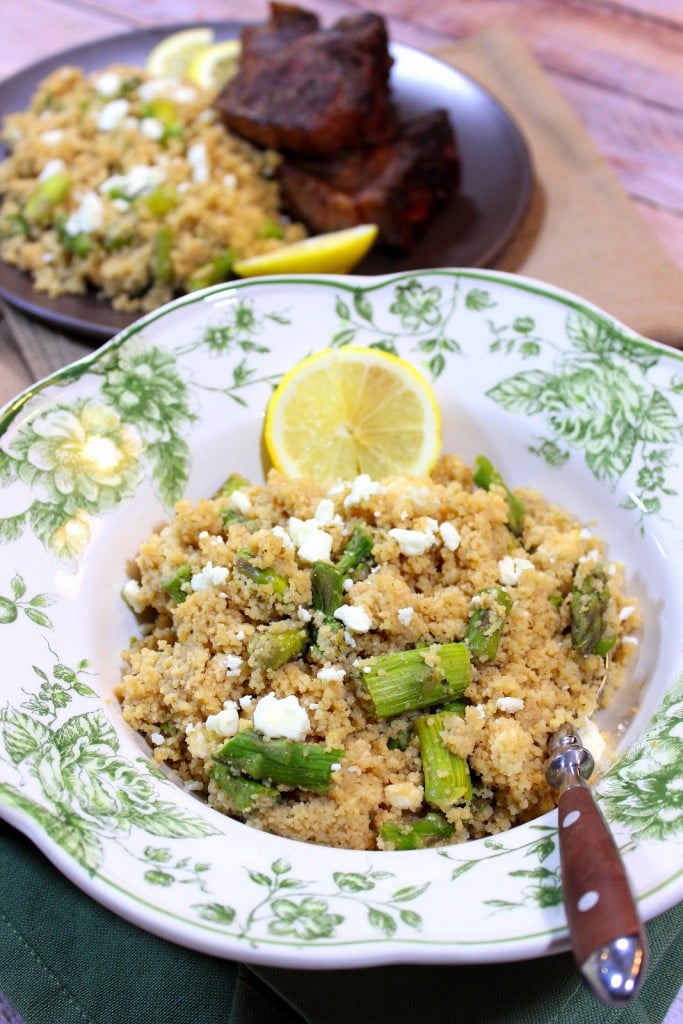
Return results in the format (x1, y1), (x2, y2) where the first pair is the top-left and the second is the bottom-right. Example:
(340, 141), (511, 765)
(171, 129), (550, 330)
(239, 2), (320, 67)
(215, 6), (395, 156)
(277, 109), (460, 251)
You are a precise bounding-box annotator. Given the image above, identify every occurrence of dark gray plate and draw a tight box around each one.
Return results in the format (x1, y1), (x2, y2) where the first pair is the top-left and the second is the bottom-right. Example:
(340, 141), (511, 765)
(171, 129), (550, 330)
(0, 22), (533, 340)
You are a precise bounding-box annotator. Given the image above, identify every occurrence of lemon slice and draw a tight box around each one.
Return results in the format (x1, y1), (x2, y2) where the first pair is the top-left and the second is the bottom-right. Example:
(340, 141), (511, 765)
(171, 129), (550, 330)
(145, 27), (215, 79)
(264, 346), (442, 483)
(186, 39), (242, 90)
(233, 224), (379, 277)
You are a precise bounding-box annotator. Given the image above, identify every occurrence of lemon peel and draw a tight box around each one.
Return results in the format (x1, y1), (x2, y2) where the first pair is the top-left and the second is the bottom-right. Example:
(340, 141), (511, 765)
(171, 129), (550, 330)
(233, 224), (379, 277)
(264, 346), (442, 484)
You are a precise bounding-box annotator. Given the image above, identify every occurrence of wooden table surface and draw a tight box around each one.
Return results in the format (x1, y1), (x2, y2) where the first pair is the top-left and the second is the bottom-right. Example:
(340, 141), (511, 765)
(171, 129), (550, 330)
(3, 0), (683, 277)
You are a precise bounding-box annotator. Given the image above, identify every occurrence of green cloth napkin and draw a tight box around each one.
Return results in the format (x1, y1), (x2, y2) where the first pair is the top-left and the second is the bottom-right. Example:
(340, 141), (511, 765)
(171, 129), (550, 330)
(1, 821), (681, 1024)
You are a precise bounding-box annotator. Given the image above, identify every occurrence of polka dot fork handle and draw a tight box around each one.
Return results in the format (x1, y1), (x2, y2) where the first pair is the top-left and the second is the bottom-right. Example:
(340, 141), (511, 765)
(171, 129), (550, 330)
(546, 725), (649, 1005)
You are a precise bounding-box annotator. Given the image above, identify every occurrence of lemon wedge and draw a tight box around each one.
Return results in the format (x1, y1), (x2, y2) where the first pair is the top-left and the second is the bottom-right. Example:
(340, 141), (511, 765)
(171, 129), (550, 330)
(233, 224), (379, 277)
(264, 346), (442, 484)
(186, 39), (242, 90)
(145, 27), (215, 79)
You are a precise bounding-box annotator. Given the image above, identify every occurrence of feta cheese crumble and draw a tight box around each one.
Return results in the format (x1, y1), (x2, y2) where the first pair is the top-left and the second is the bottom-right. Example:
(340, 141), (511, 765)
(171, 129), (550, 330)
(64, 192), (104, 235)
(397, 606), (414, 626)
(223, 654), (243, 677)
(253, 693), (310, 741)
(38, 158), (66, 181)
(190, 561), (229, 591)
(227, 490), (252, 515)
(288, 517), (332, 563)
(496, 697), (525, 713)
(272, 525), (293, 549)
(388, 527), (436, 556)
(316, 664), (346, 683)
(95, 98), (129, 132)
(498, 555), (534, 586)
(100, 164), (165, 201)
(334, 604), (372, 632)
(343, 474), (382, 507)
(94, 71), (121, 97)
(205, 701), (240, 738)
(439, 521), (461, 551)
(188, 142), (209, 183)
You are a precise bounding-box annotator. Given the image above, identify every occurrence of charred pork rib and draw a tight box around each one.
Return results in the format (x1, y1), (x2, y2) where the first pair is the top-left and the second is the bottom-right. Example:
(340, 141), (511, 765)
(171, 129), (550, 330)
(278, 110), (460, 251)
(215, 7), (395, 156)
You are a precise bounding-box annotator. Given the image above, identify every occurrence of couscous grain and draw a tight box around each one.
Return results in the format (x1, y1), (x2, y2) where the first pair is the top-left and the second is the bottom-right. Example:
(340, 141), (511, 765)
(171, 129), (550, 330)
(116, 455), (638, 850)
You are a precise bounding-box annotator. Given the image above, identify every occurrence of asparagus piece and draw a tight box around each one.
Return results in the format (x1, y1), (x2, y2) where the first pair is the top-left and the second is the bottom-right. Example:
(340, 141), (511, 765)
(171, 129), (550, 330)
(235, 554), (288, 596)
(358, 643), (471, 718)
(380, 811), (454, 850)
(473, 455), (525, 537)
(210, 761), (280, 812)
(311, 561), (344, 618)
(571, 563), (616, 656)
(161, 564), (192, 604)
(386, 726), (412, 751)
(310, 526), (374, 620)
(141, 185), (178, 217)
(415, 712), (472, 810)
(214, 731), (344, 794)
(55, 214), (93, 257)
(465, 585), (514, 662)
(248, 625), (308, 670)
(152, 227), (173, 283)
(337, 524), (374, 576)
(259, 217), (284, 240)
(188, 248), (235, 291)
(24, 172), (71, 225)
(215, 472), (250, 498)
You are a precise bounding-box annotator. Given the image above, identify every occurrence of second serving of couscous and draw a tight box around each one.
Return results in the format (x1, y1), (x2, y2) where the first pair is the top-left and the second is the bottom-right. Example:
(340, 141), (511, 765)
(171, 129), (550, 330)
(0, 62), (307, 312)
(117, 453), (638, 851)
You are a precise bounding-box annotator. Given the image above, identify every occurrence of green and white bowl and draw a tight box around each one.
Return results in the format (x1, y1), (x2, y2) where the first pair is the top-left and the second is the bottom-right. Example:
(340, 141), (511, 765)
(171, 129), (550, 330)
(1, 269), (681, 967)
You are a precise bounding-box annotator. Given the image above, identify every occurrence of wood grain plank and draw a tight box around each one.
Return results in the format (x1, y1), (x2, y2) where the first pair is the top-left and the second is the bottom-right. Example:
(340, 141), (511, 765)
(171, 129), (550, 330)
(636, 202), (683, 273)
(556, 75), (683, 210)
(65, 0), (683, 106)
(586, 0), (683, 30)
(2, 0), (131, 80)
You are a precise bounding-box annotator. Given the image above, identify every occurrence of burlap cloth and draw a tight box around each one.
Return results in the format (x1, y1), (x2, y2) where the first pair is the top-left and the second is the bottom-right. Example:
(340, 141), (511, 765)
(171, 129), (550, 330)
(1, 23), (682, 1024)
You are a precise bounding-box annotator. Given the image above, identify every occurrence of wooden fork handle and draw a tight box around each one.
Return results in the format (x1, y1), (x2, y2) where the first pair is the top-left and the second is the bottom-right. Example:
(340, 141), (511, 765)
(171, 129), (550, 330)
(558, 783), (648, 1003)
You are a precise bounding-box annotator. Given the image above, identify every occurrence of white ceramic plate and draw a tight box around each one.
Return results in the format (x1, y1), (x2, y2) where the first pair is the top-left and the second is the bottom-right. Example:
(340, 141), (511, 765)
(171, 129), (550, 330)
(1, 269), (681, 968)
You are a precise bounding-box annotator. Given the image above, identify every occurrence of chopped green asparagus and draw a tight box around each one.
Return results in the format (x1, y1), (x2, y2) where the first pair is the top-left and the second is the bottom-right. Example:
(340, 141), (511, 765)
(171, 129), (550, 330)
(152, 227), (173, 283)
(465, 585), (514, 662)
(235, 555), (288, 596)
(210, 761), (280, 812)
(55, 215), (93, 258)
(214, 731), (343, 794)
(387, 726), (413, 751)
(311, 561), (344, 617)
(415, 712), (472, 810)
(161, 564), (192, 604)
(358, 642), (471, 718)
(141, 185), (178, 217)
(473, 455), (525, 537)
(337, 524), (374, 576)
(259, 217), (284, 240)
(215, 472), (250, 498)
(188, 248), (235, 290)
(571, 563), (616, 656)
(0, 213), (29, 239)
(248, 625), (309, 669)
(380, 811), (454, 850)
(24, 172), (72, 225)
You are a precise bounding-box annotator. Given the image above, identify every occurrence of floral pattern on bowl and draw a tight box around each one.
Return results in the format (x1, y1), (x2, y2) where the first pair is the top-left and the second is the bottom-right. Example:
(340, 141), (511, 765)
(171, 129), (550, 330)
(1, 269), (681, 967)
